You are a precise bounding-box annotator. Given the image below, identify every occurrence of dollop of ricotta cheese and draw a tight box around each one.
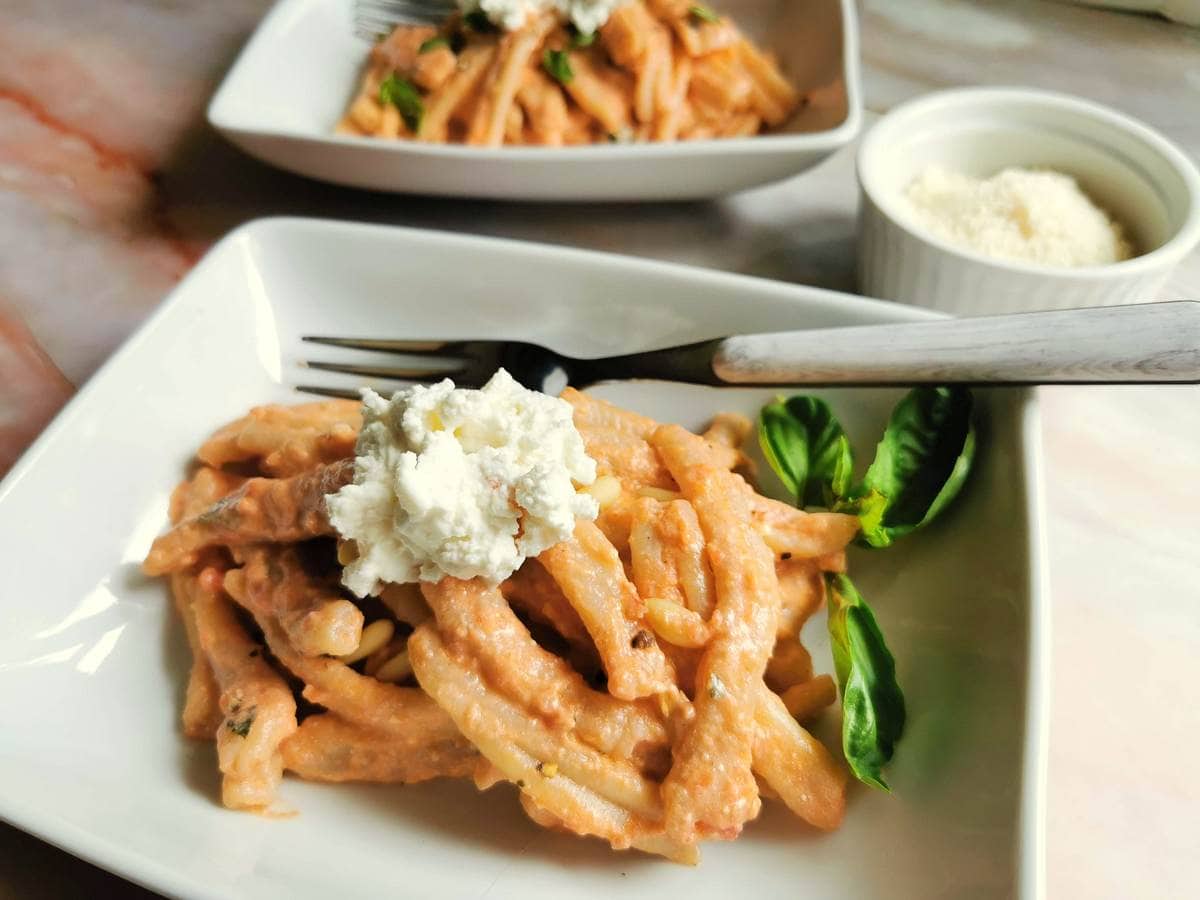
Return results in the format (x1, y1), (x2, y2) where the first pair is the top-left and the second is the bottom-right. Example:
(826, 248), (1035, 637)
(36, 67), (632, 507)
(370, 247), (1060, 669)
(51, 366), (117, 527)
(458, 0), (629, 34)
(327, 369), (598, 595)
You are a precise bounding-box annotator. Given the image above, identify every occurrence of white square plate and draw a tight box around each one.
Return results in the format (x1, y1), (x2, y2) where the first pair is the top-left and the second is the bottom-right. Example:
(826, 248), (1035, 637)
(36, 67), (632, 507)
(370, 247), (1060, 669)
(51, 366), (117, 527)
(0, 219), (1046, 899)
(207, 0), (862, 201)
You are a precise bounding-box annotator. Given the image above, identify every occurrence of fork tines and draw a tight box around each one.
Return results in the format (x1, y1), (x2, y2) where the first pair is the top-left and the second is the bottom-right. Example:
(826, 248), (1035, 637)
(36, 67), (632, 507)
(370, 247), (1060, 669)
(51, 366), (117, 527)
(353, 0), (455, 38)
(305, 360), (466, 380)
(302, 336), (460, 353)
(293, 384), (362, 400)
(298, 334), (470, 399)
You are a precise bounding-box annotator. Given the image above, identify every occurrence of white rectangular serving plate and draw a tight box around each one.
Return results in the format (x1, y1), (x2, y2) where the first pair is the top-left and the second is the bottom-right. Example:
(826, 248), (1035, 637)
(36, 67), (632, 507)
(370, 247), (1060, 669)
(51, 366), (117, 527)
(0, 219), (1046, 899)
(207, 0), (862, 201)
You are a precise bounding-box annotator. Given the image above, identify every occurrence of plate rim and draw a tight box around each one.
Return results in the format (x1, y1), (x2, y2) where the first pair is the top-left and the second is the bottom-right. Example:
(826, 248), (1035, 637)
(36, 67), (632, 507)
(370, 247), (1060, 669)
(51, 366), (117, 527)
(3, 215), (937, 503)
(0, 217), (1048, 900)
(1016, 393), (1050, 900)
(205, 0), (864, 162)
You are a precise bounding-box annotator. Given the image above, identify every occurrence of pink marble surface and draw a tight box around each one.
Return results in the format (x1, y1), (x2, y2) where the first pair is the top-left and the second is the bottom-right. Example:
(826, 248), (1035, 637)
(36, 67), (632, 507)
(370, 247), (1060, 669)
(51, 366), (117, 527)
(1, 1), (1199, 897)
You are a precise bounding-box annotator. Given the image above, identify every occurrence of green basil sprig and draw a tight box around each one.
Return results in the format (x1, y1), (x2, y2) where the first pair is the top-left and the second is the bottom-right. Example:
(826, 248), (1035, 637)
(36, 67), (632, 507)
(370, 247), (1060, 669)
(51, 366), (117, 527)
(853, 386), (975, 548)
(758, 396), (853, 509)
(757, 386), (976, 791)
(826, 573), (906, 790)
(759, 386), (975, 543)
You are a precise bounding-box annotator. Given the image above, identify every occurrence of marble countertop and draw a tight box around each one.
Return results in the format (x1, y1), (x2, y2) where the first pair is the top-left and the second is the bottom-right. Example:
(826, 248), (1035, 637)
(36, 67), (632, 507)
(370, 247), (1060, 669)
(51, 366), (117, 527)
(2, 1), (1198, 896)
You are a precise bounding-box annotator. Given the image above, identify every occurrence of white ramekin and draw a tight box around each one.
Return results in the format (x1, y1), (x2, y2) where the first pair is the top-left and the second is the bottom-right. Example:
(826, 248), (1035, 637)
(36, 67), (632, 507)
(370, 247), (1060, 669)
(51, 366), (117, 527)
(856, 87), (1200, 315)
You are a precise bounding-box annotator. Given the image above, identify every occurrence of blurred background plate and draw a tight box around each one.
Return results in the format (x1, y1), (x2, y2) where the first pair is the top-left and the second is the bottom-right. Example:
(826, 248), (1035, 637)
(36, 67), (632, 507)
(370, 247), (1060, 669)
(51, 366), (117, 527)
(207, 0), (862, 201)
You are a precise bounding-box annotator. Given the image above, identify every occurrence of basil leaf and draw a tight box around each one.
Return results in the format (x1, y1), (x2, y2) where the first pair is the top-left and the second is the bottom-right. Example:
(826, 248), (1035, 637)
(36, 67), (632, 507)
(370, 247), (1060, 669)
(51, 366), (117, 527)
(463, 10), (498, 32)
(419, 36), (449, 54)
(542, 49), (574, 85)
(378, 74), (424, 132)
(758, 396), (853, 508)
(689, 4), (721, 23)
(853, 386), (975, 548)
(826, 573), (905, 791)
(226, 706), (256, 738)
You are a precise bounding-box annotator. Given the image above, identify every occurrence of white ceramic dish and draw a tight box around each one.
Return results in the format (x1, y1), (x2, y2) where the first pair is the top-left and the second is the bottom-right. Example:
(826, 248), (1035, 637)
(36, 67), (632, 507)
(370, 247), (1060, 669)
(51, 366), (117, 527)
(207, 0), (862, 201)
(857, 87), (1200, 315)
(0, 219), (1046, 899)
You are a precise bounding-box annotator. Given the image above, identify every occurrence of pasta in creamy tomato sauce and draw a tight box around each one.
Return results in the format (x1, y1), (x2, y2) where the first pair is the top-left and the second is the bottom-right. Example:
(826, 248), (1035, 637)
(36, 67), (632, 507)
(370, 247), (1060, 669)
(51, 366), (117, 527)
(144, 390), (857, 862)
(337, 1), (803, 146)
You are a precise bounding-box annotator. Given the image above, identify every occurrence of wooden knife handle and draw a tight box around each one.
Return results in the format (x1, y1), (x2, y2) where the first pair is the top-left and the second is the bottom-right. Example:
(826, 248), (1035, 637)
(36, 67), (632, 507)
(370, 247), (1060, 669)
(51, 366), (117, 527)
(712, 301), (1200, 384)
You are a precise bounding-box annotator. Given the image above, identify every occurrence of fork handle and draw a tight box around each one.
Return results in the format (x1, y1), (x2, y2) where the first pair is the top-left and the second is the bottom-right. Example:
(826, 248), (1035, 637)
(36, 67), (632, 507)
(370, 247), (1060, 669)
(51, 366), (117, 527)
(711, 301), (1200, 385)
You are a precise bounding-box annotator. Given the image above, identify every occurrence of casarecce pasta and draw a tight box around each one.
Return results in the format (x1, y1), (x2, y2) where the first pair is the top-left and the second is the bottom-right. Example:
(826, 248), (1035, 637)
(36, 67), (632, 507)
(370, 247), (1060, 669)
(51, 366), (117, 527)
(337, 2), (803, 147)
(145, 387), (857, 862)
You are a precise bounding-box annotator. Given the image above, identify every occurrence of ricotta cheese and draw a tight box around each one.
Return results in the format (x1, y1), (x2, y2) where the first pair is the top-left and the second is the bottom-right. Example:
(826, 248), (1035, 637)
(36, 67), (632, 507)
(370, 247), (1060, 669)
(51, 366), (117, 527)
(458, 0), (629, 34)
(327, 369), (598, 595)
(904, 164), (1134, 267)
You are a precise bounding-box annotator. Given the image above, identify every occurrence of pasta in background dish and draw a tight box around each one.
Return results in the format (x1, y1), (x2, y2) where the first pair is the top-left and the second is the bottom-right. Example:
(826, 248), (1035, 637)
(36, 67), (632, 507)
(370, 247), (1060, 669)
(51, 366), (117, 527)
(337, 2), (803, 146)
(144, 390), (857, 862)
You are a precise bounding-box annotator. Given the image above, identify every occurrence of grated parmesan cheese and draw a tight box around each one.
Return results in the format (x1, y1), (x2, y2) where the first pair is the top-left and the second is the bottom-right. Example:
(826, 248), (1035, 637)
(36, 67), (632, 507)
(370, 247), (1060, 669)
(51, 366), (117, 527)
(903, 164), (1134, 267)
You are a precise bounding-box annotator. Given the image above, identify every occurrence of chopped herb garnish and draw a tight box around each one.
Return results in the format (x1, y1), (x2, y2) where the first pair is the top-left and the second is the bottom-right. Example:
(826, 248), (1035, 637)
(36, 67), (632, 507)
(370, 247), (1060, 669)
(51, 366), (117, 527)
(419, 36), (450, 54)
(197, 493), (237, 525)
(379, 74), (425, 132)
(689, 4), (721, 23)
(463, 10), (498, 32)
(542, 48), (574, 85)
(227, 710), (255, 738)
(568, 25), (596, 48)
